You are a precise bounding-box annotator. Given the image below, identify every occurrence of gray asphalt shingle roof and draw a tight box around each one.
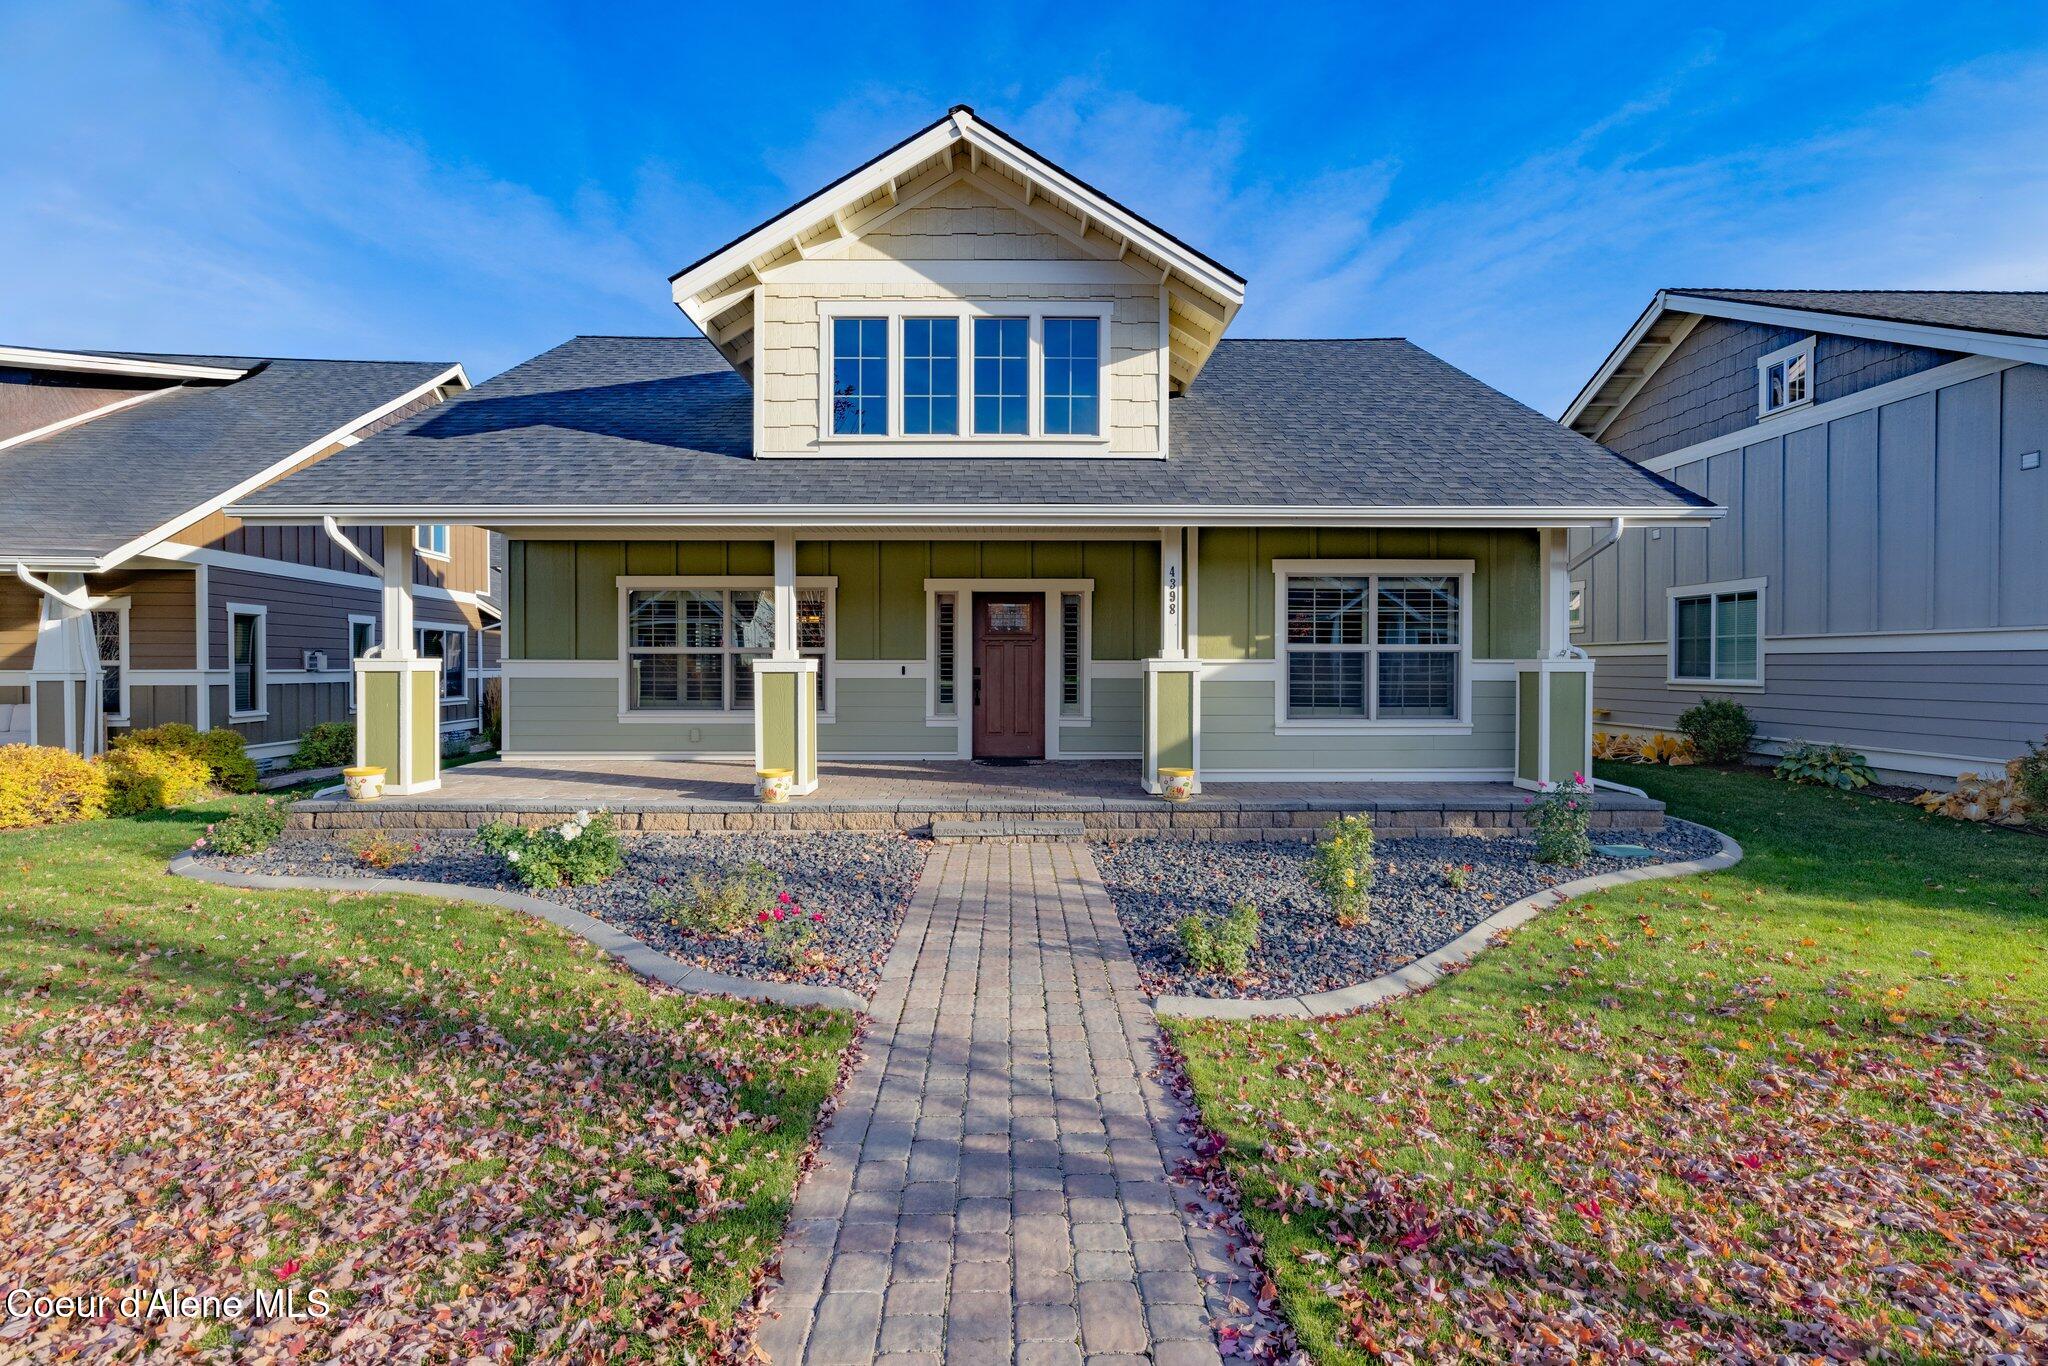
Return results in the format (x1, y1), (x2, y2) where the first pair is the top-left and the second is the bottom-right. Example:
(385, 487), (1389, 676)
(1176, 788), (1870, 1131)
(1676, 289), (2048, 342)
(0, 350), (453, 562)
(240, 336), (1709, 515)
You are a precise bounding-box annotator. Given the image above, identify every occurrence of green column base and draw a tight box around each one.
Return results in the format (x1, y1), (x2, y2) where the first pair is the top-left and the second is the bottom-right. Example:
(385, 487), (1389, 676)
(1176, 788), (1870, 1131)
(1514, 660), (1593, 788)
(1141, 659), (1200, 795)
(354, 659), (442, 795)
(752, 659), (819, 796)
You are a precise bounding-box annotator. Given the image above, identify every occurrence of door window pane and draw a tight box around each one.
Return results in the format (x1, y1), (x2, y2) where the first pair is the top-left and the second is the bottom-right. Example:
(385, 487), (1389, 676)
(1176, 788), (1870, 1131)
(973, 317), (1028, 435)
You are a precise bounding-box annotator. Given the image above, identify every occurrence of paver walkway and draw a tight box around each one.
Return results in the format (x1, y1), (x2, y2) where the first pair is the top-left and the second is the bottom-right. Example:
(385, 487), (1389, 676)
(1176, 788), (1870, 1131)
(758, 843), (1250, 1365)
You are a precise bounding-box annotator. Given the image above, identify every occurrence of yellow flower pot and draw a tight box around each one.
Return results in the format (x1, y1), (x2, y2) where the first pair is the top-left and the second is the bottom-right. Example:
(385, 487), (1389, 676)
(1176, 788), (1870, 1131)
(756, 768), (794, 804)
(1158, 767), (1197, 803)
(342, 766), (386, 802)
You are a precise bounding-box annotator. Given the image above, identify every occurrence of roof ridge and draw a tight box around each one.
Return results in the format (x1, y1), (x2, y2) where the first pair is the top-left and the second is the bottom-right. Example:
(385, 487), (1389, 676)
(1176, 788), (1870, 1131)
(1673, 287), (2048, 297)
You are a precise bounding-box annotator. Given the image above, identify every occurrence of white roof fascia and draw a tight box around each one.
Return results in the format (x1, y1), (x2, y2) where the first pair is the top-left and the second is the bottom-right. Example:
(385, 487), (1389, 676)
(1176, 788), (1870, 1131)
(0, 346), (251, 382)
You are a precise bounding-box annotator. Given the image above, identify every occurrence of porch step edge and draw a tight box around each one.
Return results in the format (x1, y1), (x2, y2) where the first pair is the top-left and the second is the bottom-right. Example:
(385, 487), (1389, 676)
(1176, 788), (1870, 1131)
(929, 818), (1088, 842)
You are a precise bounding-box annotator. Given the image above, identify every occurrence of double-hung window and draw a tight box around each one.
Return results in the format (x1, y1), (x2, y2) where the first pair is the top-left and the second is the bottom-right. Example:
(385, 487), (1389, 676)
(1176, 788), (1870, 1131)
(228, 606), (265, 719)
(1669, 582), (1761, 685)
(416, 625), (467, 700)
(831, 317), (888, 435)
(1756, 337), (1814, 417)
(624, 586), (830, 714)
(415, 524), (451, 558)
(1279, 564), (1467, 724)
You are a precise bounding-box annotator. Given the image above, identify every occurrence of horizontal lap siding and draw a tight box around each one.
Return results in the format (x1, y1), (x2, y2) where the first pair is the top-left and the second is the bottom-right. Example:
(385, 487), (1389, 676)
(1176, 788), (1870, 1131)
(1200, 679), (1516, 773)
(820, 677), (953, 757)
(1592, 649), (2048, 765)
(1059, 677), (1141, 755)
(507, 677), (752, 756)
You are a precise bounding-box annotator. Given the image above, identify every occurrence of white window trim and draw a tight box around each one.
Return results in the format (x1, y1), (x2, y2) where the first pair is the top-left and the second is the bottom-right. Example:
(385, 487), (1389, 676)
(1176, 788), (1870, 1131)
(614, 576), (838, 723)
(415, 623), (470, 704)
(815, 300), (1114, 456)
(1056, 590), (1093, 723)
(1270, 559), (1475, 734)
(86, 596), (131, 725)
(347, 613), (378, 712)
(1568, 579), (1587, 637)
(414, 523), (452, 561)
(225, 603), (268, 721)
(1755, 336), (1815, 418)
(1666, 576), (1767, 689)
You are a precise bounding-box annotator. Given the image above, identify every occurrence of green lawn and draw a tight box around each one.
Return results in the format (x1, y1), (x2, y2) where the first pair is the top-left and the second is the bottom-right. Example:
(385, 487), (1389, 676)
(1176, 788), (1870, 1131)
(0, 798), (853, 1360)
(1167, 765), (2048, 1361)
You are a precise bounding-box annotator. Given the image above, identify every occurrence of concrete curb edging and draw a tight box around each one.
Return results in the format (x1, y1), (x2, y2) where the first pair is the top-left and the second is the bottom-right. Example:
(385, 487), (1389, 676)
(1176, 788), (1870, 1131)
(1153, 818), (1743, 1020)
(167, 851), (868, 1014)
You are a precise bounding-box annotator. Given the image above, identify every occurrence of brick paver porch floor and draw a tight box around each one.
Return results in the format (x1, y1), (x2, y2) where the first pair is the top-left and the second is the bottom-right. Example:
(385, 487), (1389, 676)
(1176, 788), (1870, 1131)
(759, 843), (1247, 1365)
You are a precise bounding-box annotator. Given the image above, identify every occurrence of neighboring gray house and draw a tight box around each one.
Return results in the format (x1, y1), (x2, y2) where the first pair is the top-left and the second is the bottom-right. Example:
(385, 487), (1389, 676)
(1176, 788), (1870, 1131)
(1562, 290), (2048, 781)
(0, 344), (497, 765)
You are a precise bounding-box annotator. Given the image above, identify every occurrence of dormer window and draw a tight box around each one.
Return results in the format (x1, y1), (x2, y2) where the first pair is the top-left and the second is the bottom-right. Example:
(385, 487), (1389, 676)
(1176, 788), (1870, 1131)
(972, 317), (1029, 435)
(830, 317), (888, 435)
(816, 301), (1113, 451)
(1757, 336), (1814, 417)
(902, 318), (959, 435)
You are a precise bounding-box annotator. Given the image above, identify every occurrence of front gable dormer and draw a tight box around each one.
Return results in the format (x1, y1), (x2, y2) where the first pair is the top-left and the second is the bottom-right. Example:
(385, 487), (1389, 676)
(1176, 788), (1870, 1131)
(668, 106), (1245, 459)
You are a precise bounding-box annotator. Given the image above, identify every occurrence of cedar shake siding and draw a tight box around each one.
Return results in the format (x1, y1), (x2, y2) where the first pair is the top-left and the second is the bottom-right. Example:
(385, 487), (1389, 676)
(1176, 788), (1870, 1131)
(1600, 317), (1962, 466)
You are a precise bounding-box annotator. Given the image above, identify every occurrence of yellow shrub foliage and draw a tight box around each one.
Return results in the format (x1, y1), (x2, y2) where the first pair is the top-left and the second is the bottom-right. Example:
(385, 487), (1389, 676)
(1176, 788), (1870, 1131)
(0, 744), (110, 829)
(1592, 731), (1696, 765)
(1911, 760), (2036, 827)
(104, 744), (213, 817)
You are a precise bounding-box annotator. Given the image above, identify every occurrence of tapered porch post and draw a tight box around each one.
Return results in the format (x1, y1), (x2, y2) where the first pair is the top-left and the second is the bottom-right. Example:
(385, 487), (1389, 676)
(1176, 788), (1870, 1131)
(753, 531), (818, 798)
(1142, 527), (1200, 796)
(351, 526), (441, 795)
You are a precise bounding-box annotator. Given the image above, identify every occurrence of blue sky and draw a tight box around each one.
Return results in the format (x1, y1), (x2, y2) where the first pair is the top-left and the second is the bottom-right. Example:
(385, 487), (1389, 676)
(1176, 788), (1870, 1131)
(5, 1), (2047, 415)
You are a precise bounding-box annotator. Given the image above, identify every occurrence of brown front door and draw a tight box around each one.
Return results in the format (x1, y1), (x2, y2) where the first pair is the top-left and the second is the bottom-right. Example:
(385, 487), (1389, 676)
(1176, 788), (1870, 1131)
(973, 595), (1045, 759)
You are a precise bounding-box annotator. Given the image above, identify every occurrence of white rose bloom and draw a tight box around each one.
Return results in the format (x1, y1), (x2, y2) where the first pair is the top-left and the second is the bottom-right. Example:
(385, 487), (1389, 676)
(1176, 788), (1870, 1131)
(559, 821), (581, 840)
(507, 849), (522, 863)
(575, 809), (593, 826)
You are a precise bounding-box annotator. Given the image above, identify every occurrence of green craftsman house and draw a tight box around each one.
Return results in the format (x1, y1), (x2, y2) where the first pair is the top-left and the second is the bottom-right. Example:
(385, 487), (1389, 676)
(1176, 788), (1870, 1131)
(233, 107), (1715, 800)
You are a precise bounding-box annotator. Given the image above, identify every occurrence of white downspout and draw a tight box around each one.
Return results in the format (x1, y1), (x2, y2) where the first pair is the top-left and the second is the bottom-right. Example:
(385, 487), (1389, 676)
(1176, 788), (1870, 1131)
(1567, 517), (1624, 573)
(14, 564), (102, 756)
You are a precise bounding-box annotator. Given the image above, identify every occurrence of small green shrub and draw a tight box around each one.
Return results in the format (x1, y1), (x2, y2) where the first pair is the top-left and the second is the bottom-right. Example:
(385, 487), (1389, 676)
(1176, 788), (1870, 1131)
(653, 861), (778, 934)
(1774, 741), (1876, 790)
(1310, 813), (1376, 925)
(1444, 862), (1472, 891)
(2016, 735), (2048, 829)
(114, 722), (258, 793)
(1177, 903), (1261, 978)
(293, 722), (356, 771)
(476, 809), (622, 890)
(105, 745), (212, 816)
(1676, 697), (1756, 766)
(1528, 773), (1594, 866)
(200, 797), (291, 855)
(0, 744), (109, 829)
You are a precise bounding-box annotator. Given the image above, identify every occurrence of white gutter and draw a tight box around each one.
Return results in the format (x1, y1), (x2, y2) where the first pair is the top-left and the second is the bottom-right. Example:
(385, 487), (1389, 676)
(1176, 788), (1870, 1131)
(321, 517), (383, 574)
(13, 564), (103, 756)
(1567, 517), (1624, 572)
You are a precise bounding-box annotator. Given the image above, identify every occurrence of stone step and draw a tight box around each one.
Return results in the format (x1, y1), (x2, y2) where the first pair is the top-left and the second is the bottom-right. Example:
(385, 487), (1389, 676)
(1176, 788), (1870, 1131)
(929, 817), (1088, 843)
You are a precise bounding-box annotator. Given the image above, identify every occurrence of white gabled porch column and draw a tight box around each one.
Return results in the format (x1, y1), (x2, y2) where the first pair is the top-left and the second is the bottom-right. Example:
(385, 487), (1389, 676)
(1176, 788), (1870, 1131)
(752, 531), (818, 798)
(351, 526), (441, 795)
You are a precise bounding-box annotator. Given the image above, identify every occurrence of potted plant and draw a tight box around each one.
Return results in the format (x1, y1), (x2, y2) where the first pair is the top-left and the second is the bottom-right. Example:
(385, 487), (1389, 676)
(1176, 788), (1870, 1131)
(342, 765), (385, 801)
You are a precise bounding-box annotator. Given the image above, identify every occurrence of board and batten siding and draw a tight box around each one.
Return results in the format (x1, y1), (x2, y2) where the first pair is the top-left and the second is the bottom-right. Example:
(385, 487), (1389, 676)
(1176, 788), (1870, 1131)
(754, 176), (1164, 456)
(1578, 359), (2048, 775)
(1600, 316), (1962, 466)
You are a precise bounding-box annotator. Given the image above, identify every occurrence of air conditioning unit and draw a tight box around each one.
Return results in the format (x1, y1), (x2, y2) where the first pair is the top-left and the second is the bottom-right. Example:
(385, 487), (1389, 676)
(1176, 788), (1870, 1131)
(303, 650), (328, 673)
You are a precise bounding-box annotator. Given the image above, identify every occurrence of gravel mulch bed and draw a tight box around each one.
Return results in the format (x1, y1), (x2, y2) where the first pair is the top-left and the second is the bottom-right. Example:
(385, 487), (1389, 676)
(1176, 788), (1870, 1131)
(1095, 823), (1722, 999)
(206, 832), (925, 998)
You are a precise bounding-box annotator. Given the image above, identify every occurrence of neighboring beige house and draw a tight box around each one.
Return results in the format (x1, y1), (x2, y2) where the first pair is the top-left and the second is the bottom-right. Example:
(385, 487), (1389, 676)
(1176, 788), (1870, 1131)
(0, 344), (497, 765)
(231, 106), (1715, 798)
(1562, 290), (2048, 781)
